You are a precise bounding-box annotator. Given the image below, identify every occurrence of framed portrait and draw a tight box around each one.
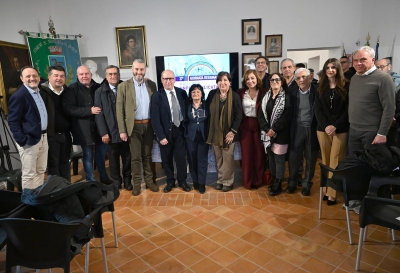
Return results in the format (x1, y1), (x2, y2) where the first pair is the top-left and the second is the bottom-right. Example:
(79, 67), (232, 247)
(81, 56), (109, 84)
(265, 34), (283, 57)
(242, 52), (262, 76)
(241, 19), (261, 45)
(268, 61), (279, 74)
(116, 26), (148, 68)
(0, 40), (31, 114)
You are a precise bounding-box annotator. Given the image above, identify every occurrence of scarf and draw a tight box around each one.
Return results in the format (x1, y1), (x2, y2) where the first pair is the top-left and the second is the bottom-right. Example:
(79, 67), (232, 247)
(261, 88), (285, 153)
(207, 88), (233, 149)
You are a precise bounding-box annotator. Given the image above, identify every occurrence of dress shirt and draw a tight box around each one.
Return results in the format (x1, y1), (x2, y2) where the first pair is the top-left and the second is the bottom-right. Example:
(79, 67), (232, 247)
(26, 84), (48, 130)
(49, 83), (64, 95)
(356, 65), (377, 76)
(133, 79), (150, 120)
(166, 88), (183, 122)
(299, 85), (311, 95)
(109, 84), (117, 97)
(242, 90), (258, 117)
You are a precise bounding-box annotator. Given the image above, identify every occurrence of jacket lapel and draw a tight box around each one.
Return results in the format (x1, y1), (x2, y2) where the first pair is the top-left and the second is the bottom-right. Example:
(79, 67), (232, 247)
(24, 86), (41, 118)
(160, 89), (171, 119)
(128, 79), (136, 108)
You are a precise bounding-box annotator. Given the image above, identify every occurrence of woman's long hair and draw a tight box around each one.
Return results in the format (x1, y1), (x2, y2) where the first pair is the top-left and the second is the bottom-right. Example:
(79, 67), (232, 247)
(317, 58), (347, 99)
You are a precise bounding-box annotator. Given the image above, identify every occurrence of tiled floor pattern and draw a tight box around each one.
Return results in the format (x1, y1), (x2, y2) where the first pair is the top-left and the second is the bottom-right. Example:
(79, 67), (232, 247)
(1, 161), (399, 273)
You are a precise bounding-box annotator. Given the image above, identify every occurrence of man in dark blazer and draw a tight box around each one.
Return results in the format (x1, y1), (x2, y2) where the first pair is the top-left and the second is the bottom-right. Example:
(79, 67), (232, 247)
(95, 65), (132, 190)
(150, 70), (191, 193)
(8, 66), (48, 189)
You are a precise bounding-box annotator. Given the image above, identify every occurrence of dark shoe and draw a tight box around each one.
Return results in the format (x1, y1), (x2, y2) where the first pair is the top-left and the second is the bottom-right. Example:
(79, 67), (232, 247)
(222, 185), (232, 192)
(323, 195), (328, 201)
(198, 184), (206, 194)
(327, 199), (337, 206)
(269, 179), (282, 196)
(132, 185), (141, 196)
(100, 179), (113, 185)
(193, 182), (199, 190)
(146, 182), (159, 192)
(124, 180), (133, 191)
(302, 187), (311, 196)
(215, 183), (223, 190)
(163, 184), (174, 193)
(116, 180), (122, 189)
(268, 176), (276, 192)
(286, 185), (296, 194)
(178, 182), (191, 192)
(297, 180), (302, 186)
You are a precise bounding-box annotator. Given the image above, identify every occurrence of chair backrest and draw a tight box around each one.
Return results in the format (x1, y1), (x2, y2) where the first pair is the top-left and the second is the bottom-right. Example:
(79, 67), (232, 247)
(0, 190), (22, 217)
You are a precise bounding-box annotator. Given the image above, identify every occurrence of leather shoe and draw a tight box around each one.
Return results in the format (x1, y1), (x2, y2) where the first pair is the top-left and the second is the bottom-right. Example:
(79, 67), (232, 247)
(163, 184), (174, 193)
(178, 182), (191, 192)
(198, 184), (206, 194)
(327, 199), (337, 206)
(124, 180), (133, 191)
(132, 185), (141, 196)
(100, 179), (113, 185)
(146, 182), (159, 192)
(286, 186), (296, 194)
(215, 183), (223, 190)
(193, 182), (199, 190)
(323, 195), (328, 201)
(302, 187), (311, 196)
(222, 185), (232, 192)
(116, 181), (122, 189)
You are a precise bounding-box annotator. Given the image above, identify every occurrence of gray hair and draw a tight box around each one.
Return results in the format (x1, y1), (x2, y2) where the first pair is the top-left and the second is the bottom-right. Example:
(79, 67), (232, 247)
(105, 65), (120, 75)
(281, 58), (295, 66)
(355, 46), (375, 58)
(294, 67), (310, 76)
(132, 59), (145, 66)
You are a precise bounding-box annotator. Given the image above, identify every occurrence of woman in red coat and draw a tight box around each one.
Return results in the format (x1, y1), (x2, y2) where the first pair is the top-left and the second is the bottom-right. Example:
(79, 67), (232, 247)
(237, 69), (266, 189)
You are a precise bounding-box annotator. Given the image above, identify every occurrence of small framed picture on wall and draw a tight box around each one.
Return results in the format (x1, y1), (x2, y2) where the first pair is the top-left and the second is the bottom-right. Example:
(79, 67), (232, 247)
(265, 34), (283, 57)
(268, 61), (279, 74)
(242, 52), (262, 76)
(241, 19), (261, 45)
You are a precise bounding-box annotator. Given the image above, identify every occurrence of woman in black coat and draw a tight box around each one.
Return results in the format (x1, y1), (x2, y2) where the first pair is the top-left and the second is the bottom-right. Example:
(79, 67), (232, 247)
(258, 73), (291, 196)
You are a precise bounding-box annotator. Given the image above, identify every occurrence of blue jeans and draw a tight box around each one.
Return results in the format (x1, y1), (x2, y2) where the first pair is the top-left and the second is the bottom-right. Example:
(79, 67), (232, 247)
(81, 141), (109, 181)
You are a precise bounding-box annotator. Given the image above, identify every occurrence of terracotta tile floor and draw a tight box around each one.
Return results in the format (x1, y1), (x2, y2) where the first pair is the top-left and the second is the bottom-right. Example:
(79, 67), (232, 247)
(1, 161), (399, 273)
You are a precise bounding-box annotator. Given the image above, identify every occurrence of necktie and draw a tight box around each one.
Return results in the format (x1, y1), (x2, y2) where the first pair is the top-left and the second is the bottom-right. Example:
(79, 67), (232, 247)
(170, 91), (180, 127)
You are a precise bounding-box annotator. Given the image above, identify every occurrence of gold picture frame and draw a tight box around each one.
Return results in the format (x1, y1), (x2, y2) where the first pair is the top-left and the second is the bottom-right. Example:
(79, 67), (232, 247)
(0, 40), (31, 113)
(116, 26), (148, 68)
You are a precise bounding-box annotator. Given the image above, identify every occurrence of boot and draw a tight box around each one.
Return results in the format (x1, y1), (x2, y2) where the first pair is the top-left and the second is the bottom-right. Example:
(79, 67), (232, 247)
(268, 176), (276, 192)
(132, 184), (141, 196)
(124, 178), (133, 191)
(146, 182), (159, 192)
(198, 184), (206, 194)
(269, 178), (282, 196)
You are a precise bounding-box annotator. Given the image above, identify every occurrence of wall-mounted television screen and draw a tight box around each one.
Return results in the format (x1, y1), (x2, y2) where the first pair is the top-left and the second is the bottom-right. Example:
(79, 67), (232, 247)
(155, 52), (239, 98)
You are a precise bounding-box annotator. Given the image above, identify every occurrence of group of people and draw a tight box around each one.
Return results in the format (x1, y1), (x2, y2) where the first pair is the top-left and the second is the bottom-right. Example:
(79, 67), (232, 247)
(7, 46), (397, 203)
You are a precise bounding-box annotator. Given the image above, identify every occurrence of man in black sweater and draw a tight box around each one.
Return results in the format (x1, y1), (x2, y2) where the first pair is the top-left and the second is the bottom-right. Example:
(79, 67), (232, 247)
(40, 66), (71, 180)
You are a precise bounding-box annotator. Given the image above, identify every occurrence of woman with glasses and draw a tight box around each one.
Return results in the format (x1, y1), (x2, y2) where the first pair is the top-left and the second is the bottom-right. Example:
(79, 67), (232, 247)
(237, 69), (266, 189)
(185, 84), (209, 194)
(315, 58), (349, 205)
(258, 73), (291, 196)
(207, 72), (242, 192)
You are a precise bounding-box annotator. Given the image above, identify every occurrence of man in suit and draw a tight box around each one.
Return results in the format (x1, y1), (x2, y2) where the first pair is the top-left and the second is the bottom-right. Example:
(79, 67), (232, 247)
(95, 65), (132, 190)
(116, 59), (159, 196)
(8, 66), (48, 189)
(150, 70), (191, 193)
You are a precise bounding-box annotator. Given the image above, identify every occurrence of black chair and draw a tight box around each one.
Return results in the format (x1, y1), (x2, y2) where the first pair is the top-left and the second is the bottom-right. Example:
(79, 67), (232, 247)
(0, 148), (22, 191)
(0, 190), (23, 250)
(355, 174), (400, 271)
(69, 150), (83, 176)
(319, 163), (372, 244)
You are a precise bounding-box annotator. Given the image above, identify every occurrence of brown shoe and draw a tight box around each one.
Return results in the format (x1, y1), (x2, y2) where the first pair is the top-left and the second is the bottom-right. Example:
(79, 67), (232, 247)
(146, 182), (159, 192)
(132, 185), (141, 196)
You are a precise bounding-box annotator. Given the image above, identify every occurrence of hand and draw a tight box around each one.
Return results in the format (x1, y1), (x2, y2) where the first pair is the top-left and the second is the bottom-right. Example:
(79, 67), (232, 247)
(120, 133), (128, 142)
(266, 129), (276, 137)
(160, 138), (168, 145)
(325, 125), (336, 136)
(91, 107), (102, 114)
(102, 134), (110, 144)
(224, 132), (235, 144)
(372, 135), (386, 144)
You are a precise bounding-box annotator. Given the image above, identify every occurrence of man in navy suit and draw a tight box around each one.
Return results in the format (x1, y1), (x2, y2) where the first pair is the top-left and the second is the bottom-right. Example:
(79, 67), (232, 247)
(151, 70), (191, 193)
(8, 66), (49, 189)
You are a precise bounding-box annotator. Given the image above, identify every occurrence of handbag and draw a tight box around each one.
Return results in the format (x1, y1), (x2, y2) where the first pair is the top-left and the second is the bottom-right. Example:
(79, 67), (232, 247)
(263, 169), (273, 185)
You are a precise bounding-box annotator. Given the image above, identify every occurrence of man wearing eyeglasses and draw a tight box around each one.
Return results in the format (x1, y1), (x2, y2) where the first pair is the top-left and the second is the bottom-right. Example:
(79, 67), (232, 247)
(151, 70), (191, 193)
(95, 65), (132, 190)
(116, 59), (159, 196)
(281, 58), (298, 91)
(287, 68), (318, 196)
(340, 56), (356, 81)
(375, 58), (400, 92)
(254, 56), (270, 90)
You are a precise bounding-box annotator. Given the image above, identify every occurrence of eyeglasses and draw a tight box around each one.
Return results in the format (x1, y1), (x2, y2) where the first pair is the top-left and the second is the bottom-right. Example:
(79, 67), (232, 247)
(162, 78), (175, 81)
(269, 78), (281, 83)
(376, 65), (388, 70)
(256, 61), (266, 65)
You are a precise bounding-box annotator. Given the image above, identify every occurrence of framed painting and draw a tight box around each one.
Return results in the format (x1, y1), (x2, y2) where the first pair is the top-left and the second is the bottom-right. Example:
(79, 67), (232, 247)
(265, 34), (283, 57)
(0, 40), (31, 113)
(241, 19), (261, 45)
(116, 26), (148, 68)
(242, 52), (262, 76)
(268, 60), (279, 74)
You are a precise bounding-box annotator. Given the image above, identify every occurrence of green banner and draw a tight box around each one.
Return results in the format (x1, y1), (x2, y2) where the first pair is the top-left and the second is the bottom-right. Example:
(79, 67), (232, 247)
(27, 34), (81, 85)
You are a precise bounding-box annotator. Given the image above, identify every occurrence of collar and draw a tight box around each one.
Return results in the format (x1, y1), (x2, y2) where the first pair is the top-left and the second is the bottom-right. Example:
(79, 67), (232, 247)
(109, 83), (117, 91)
(49, 82), (64, 95)
(299, 85), (311, 94)
(166, 87), (176, 93)
(24, 84), (40, 94)
(133, 78), (145, 87)
(287, 76), (295, 86)
(356, 65), (377, 76)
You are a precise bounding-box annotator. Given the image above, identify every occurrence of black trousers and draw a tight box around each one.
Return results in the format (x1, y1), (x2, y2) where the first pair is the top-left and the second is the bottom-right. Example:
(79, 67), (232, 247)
(348, 127), (377, 155)
(107, 141), (132, 183)
(186, 130), (208, 184)
(159, 126), (187, 185)
(47, 132), (72, 181)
